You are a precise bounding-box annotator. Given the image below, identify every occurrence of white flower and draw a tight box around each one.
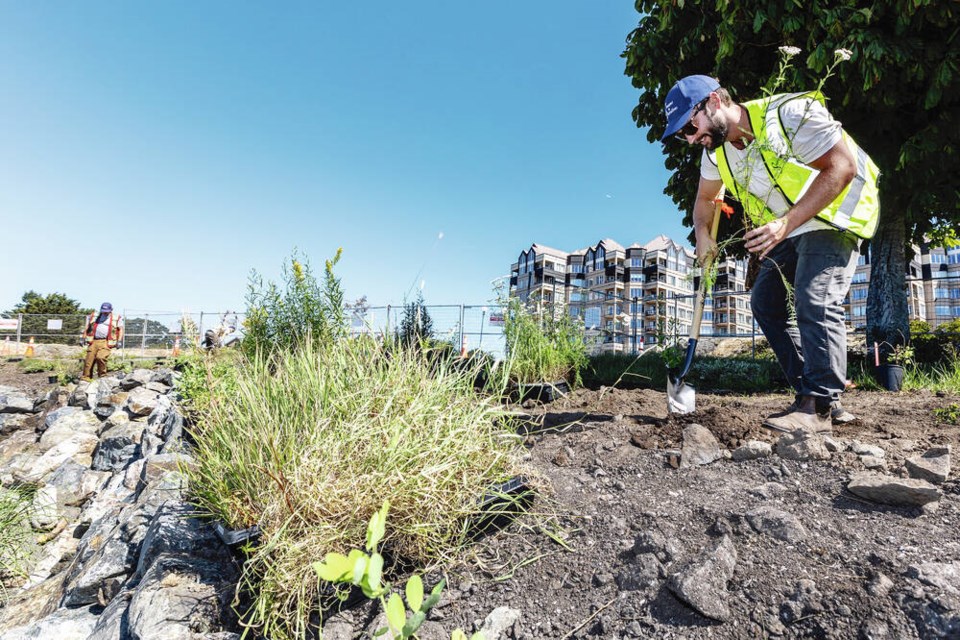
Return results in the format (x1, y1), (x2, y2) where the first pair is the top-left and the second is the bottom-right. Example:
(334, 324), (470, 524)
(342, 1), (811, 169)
(778, 45), (801, 58)
(834, 48), (853, 62)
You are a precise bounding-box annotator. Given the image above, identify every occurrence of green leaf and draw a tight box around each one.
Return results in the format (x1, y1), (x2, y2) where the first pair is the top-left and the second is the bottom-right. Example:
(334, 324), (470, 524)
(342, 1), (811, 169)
(386, 593), (406, 634)
(313, 553), (353, 583)
(451, 632), (467, 640)
(470, 633), (486, 640)
(421, 578), (445, 610)
(365, 552), (384, 596)
(401, 611), (426, 637)
(352, 554), (368, 586)
(405, 575), (424, 612)
(367, 500), (390, 552)
(373, 626), (389, 637)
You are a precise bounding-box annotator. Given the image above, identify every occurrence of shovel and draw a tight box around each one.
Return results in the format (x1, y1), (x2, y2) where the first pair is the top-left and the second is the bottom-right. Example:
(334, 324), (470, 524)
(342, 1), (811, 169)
(667, 199), (723, 414)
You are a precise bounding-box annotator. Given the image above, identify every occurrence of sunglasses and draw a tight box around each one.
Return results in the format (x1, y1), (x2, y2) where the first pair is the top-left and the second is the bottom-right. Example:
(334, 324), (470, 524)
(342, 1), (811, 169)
(674, 98), (708, 142)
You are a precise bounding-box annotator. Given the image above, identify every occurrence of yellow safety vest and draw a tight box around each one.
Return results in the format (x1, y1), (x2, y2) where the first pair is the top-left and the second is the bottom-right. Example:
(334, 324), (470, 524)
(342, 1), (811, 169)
(713, 92), (880, 239)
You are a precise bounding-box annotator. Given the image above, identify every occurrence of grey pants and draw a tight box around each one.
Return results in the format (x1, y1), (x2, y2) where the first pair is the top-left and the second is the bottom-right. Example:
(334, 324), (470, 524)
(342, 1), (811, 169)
(751, 229), (859, 411)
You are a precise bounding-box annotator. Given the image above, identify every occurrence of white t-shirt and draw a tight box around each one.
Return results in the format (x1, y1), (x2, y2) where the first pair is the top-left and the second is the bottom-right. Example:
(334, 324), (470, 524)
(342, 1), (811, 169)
(701, 96), (843, 238)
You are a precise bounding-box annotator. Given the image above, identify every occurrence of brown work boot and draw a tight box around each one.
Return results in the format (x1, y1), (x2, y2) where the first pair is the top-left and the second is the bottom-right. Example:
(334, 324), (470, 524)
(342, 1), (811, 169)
(762, 409), (832, 435)
(766, 397), (801, 420)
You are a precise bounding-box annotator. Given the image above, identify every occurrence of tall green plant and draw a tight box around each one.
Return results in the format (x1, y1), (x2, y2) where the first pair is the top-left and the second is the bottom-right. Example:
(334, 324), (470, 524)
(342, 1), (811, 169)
(502, 297), (589, 386)
(398, 292), (435, 348)
(243, 248), (347, 357)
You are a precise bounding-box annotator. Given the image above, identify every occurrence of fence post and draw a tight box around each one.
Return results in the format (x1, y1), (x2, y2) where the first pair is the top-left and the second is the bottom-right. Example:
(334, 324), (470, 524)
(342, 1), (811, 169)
(632, 297), (638, 354)
(385, 305), (391, 336)
(16, 313), (22, 345)
(458, 304), (465, 352)
(141, 313), (149, 357)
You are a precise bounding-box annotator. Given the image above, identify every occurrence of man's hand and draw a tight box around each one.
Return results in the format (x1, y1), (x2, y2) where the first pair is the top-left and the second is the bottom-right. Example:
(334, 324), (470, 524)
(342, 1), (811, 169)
(744, 217), (789, 260)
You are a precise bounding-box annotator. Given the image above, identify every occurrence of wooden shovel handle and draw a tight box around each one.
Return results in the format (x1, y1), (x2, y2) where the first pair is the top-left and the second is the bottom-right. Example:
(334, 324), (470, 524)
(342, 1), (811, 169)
(689, 200), (723, 340)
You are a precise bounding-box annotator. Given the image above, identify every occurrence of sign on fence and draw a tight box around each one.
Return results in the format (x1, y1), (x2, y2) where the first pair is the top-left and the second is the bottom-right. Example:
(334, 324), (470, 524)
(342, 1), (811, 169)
(0, 319), (19, 331)
(47, 319), (63, 331)
(488, 314), (505, 327)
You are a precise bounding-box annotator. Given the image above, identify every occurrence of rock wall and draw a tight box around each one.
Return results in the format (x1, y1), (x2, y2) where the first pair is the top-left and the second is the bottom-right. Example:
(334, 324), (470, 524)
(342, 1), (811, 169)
(0, 372), (239, 640)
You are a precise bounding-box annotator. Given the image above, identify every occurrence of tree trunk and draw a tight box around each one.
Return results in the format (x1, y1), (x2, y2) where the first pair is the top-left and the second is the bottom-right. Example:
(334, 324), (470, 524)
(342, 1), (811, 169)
(866, 196), (910, 352)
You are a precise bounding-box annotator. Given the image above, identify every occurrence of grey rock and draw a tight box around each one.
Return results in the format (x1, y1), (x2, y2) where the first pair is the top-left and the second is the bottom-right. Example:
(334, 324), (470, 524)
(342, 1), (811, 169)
(616, 553), (663, 591)
(732, 440), (772, 461)
(93, 377), (122, 405)
(145, 381), (171, 394)
(67, 381), (91, 408)
(320, 621), (354, 640)
(42, 406), (80, 430)
(631, 529), (681, 564)
(667, 535), (737, 622)
(0, 413), (31, 437)
(120, 369), (153, 391)
(478, 606), (522, 640)
(867, 572), (895, 597)
(86, 591), (131, 640)
(91, 422), (143, 472)
(134, 503), (234, 580)
(140, 453), (196, 488)
(901, 562), (960, 638)
(0, 389), (37, 414)
(905, 446), (951, 484)
(823, 436), (844, 453)
(39, 410), (101, 452)
(17, 432), (98, 483)
(747, 482), (786, 500)
(861, 455), (887, 471)
(776, 431), (831, 461)
(847, 473), (941, 507)
(746, 506), (807, 543)
(126, 388), (160, 417)
(852, 441), (886, 458)
(29, 485), (61, 532)
(126, 554), (236, 640)
(680, 424), (722, 468)
(151, 368), (176, 387)
(779, 579), (824, 624)
(0, 606), (99, 640)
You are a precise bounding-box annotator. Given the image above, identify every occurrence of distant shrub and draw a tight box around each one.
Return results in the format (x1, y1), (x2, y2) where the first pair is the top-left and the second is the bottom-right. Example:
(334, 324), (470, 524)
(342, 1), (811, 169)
(243, 249), (346, 358)
(502, 298), (589, 386)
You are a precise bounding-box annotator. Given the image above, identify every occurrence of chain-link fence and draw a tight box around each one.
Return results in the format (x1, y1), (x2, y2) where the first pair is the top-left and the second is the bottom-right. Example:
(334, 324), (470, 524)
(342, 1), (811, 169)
(0, 299), (770, 360)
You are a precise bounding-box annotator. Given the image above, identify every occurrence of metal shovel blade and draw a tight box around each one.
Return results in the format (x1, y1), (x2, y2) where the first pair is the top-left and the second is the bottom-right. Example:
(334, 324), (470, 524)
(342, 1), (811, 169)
(667, 376), (696, 414)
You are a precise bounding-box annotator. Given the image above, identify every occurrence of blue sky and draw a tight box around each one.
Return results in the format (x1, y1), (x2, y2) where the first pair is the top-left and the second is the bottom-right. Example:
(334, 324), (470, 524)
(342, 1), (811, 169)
(0, 2), (689, 315)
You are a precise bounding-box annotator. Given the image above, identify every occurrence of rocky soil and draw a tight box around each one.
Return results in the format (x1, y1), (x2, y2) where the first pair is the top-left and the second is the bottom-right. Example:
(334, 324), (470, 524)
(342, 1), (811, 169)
(419, 387), (960, 639)
(2, 360), (959, 639)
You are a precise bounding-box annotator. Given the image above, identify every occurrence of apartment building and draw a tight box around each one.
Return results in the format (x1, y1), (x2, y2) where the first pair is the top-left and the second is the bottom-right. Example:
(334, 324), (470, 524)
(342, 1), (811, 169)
(510, 236), (754, 352)
(845, 242), (960, 329)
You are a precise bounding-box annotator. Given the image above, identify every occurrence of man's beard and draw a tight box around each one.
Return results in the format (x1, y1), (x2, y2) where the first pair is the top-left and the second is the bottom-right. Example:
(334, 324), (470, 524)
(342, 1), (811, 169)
(702, 112), (728, 151)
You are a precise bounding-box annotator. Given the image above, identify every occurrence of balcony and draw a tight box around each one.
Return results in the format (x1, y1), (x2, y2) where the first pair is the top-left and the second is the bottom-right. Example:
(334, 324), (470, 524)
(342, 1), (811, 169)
(643, 264), (660, 279)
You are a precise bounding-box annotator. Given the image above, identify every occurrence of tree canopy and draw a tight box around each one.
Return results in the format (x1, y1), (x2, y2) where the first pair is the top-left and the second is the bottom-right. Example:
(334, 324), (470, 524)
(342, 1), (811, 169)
(623, 0), (959, 346)
(7, 291), (91, 316)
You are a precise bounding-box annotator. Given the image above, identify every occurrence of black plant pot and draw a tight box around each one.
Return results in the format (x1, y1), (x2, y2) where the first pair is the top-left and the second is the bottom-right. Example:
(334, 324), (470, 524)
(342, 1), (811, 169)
(875, 364), (904, 392)
(513, 380), (570, 403)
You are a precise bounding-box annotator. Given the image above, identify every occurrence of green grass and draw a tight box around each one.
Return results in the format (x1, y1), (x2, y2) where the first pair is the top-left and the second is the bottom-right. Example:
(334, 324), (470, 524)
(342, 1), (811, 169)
(849, 358), (960, 394)
(184, 337), (527, 640)
(502, 299), (589, 386)
(0, 487), (34, 602)
(17, 358), (56, 373)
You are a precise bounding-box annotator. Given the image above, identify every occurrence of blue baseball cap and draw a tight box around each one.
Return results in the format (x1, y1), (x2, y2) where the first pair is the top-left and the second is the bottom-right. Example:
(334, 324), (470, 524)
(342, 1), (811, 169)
(660, 75), (721, 142)
(100, 302), (113, 312)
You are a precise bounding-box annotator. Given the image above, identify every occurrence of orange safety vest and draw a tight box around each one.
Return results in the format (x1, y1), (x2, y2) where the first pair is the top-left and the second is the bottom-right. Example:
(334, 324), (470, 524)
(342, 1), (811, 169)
(85, 312), (122, 348)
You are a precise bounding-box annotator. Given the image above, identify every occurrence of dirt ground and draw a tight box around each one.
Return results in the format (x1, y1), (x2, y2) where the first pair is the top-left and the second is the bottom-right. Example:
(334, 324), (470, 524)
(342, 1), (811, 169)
(4, 360), (959, 638)
(425, 386), (960, 639)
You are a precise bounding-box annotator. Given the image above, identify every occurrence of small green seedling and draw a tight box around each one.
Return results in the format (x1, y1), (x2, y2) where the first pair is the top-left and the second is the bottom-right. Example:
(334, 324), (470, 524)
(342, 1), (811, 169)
(313, 501), (483, 640)
(933, 403), (960, 425)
